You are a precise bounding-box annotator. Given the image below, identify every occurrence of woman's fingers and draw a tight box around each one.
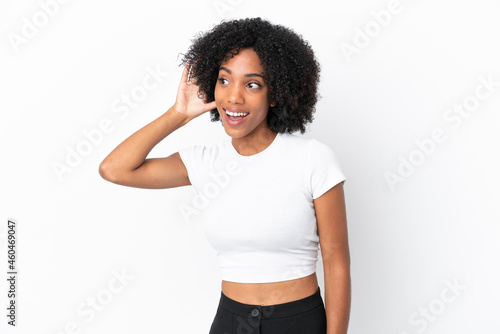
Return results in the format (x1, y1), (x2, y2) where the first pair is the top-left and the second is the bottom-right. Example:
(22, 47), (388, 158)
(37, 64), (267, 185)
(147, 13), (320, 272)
(180, 61), (191, 84)
(187, 63), (193, 83)
(176, 60), (216, 117)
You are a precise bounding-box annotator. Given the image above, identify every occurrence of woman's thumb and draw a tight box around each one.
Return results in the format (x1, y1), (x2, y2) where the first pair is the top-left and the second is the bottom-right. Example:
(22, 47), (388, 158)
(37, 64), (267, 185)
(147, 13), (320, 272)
(204, 101), (217, 112)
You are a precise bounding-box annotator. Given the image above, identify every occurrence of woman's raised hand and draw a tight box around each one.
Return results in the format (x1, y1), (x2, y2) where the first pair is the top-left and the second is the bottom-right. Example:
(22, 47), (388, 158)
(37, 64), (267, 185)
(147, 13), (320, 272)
(173, 62), (217, 121)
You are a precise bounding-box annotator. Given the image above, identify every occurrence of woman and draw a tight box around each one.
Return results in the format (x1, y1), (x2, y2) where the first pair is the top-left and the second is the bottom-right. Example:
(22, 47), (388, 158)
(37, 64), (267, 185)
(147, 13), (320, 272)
(99, 17), (350, 334)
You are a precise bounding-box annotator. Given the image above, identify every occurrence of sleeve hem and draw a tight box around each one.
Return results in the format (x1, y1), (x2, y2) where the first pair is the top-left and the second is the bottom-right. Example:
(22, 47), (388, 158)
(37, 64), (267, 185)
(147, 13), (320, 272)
(312, 177), (346, 200)
(178, 147), (198, 190)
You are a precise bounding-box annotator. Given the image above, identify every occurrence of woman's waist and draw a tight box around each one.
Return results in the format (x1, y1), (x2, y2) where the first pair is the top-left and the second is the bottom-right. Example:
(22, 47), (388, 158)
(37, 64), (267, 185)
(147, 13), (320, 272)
(221, 272), (318, 306)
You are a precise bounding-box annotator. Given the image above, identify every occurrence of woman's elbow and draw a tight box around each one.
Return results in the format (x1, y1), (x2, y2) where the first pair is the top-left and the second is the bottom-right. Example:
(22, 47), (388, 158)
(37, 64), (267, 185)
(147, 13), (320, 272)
(99, 160), (118, 183)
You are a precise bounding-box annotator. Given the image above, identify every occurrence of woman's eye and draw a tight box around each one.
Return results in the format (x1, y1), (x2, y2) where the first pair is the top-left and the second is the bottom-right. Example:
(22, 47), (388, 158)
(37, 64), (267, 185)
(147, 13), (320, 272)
(217, 78), (260, 88)
(248, 82), (261, 89)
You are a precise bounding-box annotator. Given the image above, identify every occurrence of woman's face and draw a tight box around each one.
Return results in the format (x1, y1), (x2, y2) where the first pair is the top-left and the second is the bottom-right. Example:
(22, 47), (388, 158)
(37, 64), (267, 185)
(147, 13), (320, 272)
(214, 48), (275, 138)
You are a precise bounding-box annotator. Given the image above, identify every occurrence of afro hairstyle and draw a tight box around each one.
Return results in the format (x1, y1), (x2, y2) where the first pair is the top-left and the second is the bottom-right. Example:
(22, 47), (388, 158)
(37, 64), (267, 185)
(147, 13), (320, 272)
(179, 17), (321, 134)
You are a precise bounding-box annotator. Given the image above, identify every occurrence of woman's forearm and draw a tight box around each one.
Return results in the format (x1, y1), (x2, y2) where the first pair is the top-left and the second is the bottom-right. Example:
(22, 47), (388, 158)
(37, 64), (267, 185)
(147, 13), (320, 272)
(324, 262), (351, 334)
(99, 105), (189, 179)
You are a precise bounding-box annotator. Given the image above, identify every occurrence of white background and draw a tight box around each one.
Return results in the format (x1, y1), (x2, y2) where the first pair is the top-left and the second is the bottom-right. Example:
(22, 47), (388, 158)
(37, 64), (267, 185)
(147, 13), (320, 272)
(1, 0), (499, 333)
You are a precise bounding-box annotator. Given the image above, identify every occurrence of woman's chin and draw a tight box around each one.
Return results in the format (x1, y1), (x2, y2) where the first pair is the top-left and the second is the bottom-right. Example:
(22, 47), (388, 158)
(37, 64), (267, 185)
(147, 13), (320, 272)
(223, 125), (246, 138)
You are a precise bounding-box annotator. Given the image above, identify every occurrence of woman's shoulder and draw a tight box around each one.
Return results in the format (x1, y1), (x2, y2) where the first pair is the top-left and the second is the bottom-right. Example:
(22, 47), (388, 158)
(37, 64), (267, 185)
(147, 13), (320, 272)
(279, 133), (341, 166)
(178, 138), (230, 161)
(279, 132), (323, 151)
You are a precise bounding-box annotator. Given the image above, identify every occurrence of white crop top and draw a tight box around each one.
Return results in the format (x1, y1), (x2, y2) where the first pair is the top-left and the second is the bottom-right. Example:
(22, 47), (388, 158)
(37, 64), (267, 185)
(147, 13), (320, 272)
(178, 132), (346, 283)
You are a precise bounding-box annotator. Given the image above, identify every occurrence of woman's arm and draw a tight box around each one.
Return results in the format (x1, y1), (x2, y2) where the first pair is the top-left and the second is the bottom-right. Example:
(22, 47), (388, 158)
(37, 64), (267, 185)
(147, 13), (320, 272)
(314, 182), (351, 334)
(98, 63), (216, 189)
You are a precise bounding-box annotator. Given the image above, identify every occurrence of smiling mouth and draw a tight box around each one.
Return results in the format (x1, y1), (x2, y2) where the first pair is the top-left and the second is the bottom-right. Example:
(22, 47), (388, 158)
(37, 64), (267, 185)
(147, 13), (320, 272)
(224, 108), (249, 118)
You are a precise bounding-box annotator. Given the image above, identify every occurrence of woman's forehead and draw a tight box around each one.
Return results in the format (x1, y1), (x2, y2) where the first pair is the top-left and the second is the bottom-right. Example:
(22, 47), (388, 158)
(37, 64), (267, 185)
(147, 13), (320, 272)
(219, 48), (264, 72)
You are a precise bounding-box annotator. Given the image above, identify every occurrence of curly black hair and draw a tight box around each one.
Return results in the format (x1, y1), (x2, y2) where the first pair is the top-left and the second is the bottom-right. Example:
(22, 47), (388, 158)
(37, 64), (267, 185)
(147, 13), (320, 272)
(179, 17), (321, 134)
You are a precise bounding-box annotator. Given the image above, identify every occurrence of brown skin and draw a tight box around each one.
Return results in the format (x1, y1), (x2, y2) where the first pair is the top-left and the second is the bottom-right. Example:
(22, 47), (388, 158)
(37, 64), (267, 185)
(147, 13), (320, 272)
(214, 47), (277, 155)
(316, 182), (351, 334)
(99, 47), (350, 333)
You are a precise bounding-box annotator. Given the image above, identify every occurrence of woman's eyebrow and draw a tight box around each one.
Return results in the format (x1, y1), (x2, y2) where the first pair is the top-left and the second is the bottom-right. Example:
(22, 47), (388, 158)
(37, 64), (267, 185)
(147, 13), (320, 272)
(219, 66), (264, 78)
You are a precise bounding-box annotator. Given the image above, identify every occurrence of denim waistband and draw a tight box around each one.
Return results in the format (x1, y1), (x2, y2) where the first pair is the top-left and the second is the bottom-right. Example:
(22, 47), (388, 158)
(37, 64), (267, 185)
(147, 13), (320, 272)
(218, 286), (323, 319)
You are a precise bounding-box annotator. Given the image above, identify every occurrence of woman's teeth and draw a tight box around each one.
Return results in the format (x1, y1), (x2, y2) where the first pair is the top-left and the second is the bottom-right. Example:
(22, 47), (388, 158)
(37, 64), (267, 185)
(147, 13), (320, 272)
(225, 109), (249, 117)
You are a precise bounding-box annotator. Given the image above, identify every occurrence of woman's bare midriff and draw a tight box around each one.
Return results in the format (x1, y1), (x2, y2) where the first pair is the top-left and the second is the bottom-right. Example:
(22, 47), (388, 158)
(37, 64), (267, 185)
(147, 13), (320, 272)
(221, 272), (319, 306)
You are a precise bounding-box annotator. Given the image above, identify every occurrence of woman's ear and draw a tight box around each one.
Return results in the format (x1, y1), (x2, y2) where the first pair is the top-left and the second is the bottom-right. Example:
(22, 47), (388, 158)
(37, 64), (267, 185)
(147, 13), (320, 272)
(270, 102), (276, 107)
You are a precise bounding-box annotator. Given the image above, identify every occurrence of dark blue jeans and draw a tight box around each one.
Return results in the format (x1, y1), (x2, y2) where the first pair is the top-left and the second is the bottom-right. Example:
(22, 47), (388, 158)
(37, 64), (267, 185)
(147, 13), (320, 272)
(209, 286), (327, 334)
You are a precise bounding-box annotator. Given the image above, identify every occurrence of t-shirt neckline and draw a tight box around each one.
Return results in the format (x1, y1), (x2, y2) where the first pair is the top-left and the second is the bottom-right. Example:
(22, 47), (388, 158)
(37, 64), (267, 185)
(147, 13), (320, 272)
(229, 132), (282, 159)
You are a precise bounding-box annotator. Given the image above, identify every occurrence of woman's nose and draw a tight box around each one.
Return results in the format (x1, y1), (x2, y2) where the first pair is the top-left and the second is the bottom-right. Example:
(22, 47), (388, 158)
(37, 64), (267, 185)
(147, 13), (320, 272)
(228, 83), (244, 104)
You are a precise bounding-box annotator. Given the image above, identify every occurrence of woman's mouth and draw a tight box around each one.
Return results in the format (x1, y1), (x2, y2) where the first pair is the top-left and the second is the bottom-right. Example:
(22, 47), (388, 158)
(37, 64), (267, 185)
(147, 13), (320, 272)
(224, 108), (249, 126)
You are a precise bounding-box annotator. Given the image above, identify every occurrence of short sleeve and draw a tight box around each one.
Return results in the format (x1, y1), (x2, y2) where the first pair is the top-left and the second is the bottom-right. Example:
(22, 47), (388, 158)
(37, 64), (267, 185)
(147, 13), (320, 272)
(178, 145), (205, 192)
(308, 139), (346, 199)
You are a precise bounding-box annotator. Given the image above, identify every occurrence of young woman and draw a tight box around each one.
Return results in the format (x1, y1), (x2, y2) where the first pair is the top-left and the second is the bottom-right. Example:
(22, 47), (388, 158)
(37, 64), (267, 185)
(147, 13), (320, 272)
(99, 17), (350, 334)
